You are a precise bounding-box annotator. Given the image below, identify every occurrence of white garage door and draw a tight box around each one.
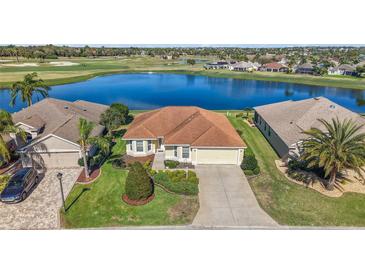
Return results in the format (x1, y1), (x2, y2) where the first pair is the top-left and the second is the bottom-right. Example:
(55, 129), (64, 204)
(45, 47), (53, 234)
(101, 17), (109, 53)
(23, 152), (80, 169)
(196, 149), (239, 165)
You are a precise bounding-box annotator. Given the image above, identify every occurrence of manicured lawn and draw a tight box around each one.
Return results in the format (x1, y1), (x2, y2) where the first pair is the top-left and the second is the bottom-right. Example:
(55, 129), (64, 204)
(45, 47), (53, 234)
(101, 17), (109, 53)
(61, 139), (199, 228)
(228, 114), (365, 227)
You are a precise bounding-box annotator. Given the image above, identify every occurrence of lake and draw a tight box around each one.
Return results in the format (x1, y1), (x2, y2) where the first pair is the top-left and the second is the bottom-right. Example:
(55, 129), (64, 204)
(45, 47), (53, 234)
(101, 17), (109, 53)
(1, 73), (365, 113)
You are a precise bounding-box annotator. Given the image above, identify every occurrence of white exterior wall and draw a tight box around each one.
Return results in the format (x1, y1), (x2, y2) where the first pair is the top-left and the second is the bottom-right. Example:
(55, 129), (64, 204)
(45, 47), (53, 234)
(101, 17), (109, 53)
(126, 139), (156, 157)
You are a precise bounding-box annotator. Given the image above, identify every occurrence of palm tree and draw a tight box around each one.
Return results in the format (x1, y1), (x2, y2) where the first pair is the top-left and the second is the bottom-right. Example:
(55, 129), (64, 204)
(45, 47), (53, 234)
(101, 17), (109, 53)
(0, 110), (25, 164)
(301, 118), (365, 190)
(78, 118), (110, 179)
(10, 72), (50, 107)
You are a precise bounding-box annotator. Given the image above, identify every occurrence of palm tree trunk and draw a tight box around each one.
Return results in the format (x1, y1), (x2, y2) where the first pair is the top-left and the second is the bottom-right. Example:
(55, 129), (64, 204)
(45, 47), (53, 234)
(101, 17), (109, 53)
(326, 168), (337, 191)
(82, 149), (89, 178)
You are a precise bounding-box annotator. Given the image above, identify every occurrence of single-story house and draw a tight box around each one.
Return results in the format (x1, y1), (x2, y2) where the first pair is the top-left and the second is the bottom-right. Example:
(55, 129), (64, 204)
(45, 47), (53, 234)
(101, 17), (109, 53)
(123, 106), (246, 165)
(11, 98), (108, 169)
(259, 62), (288, 72)
(295, 63), (314, 74)
(328, 64), (357, 76)
(204, 61), (234, 69)
(228, 61), (260, 72)
(254, 97), (365, 159)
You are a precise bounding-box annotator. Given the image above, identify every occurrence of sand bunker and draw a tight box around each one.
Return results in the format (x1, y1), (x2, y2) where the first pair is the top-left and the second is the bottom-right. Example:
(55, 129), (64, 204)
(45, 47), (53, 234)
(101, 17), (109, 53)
(49, 61), (79, 66)
(4, 63), (39, 67)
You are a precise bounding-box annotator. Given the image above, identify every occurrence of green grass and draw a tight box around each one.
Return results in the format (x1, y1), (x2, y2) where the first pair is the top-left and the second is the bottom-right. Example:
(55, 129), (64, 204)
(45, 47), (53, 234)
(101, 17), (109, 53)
(228, 114), (365, 227)
(0, 56), (364, 90)
(61, 139), (199, 228)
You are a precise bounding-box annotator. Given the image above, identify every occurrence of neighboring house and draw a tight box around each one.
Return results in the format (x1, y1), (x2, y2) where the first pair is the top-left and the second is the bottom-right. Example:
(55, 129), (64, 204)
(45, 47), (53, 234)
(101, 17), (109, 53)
(254, 97), (365, 159)
(123, 106), (246, 165)
(328, 64), (357, 76)
(295, 63), (314, 74)
(228, 61), (260, 72)
(204, 61), (233, 69)
(11, 98), (108, 169)
(259, 62), (288, 72)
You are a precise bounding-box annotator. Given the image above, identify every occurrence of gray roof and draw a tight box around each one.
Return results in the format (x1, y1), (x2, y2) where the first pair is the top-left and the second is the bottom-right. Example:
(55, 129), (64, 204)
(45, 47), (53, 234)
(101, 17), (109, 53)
(297, 63), (314, 69)
(12, 98), (108, 145)
(337, 64), (355, 71)
(254, 97), (365, 147)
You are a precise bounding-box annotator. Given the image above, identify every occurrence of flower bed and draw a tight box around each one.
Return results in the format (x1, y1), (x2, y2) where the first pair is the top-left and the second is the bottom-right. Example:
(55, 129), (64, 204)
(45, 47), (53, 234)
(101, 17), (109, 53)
(154, 170), (199, 196)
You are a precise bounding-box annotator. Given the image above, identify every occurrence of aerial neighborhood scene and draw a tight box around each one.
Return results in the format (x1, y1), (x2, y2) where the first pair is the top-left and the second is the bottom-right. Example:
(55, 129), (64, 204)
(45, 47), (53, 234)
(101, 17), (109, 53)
(0, 44), (365, 229)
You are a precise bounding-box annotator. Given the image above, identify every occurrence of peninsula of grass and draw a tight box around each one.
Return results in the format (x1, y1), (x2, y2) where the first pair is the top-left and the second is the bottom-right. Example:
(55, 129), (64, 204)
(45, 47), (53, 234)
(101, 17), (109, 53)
(228, 113), (365, 227)
(60, 139), (199, 228)
(1, 56), (364, 90)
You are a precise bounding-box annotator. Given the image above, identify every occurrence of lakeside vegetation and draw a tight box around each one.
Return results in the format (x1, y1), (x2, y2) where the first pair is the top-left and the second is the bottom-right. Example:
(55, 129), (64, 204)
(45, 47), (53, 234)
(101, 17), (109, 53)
(1, 56), (365, 90)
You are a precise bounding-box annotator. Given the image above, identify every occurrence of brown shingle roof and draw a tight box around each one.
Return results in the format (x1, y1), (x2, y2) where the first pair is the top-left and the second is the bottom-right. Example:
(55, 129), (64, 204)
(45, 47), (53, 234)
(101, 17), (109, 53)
(124, 107), (246, 148)
(254, 97), (365, 146)
(12, 98), (108, 145)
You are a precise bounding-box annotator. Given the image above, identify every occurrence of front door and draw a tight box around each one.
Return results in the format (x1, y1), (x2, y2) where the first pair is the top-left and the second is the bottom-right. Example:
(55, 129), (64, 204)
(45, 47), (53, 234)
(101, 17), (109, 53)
(158, 138), (163, 149)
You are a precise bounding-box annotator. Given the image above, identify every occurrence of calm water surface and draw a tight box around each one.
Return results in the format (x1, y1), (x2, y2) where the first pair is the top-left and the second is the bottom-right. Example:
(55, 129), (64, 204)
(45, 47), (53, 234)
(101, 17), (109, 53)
(1, 73), (365, 113)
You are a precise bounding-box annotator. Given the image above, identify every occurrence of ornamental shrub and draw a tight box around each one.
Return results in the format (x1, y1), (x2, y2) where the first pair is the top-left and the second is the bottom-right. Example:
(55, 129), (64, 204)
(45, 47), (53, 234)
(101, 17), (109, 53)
(125, 162), (153, 200)
(241, 147), (260, 175)
(154, 170), (199, 195)
(164, 160), (180, 169)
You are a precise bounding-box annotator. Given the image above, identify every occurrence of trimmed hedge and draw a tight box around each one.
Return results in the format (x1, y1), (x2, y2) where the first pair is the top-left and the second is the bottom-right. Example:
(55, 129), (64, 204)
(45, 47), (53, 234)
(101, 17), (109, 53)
(164, 160), (180, 169)
(241, 147), (260, 175)
(154, 170), (199, 195)
(125, 162), (154, 201)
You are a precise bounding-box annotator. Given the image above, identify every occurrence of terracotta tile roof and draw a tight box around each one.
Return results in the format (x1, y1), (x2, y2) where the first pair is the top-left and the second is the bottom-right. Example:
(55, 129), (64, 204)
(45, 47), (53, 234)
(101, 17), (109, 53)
(124, 107), (246, 148)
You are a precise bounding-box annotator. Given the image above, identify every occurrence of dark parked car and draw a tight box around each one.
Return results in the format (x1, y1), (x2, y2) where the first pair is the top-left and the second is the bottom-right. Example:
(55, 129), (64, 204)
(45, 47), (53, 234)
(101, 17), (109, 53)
(0, 168), (39, 203)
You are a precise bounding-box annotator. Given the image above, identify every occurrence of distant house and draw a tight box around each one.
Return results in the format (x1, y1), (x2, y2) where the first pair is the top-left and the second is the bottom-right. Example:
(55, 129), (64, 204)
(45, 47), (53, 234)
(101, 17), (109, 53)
(259, 62), (288, 72)
(228, 61), (260, 72)
(123, 106), (246, 165)
(253, 97), (365, 159)
(295, 63), (314, 74)
(204, 61), (234, 69)
(328, 64), (357, 76)
(12, 98), (108, 169)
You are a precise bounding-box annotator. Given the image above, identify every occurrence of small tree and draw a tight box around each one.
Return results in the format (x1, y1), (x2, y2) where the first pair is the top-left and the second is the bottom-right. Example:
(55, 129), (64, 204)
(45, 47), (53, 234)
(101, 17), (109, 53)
(125, 162), (153, 200)
(0, 110), (26, 163)
(302, 118), (365, 190)
(100, 103), (130, 135)
(78, 118), (110, 178)
(187, 59), (196, 66)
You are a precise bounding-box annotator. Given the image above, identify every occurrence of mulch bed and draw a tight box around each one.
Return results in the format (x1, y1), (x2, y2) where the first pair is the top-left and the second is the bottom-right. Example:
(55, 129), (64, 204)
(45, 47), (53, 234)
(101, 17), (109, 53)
(122, 193), (155, 206)
(77, 168), (101, 184)
(122, 154), (155, 165)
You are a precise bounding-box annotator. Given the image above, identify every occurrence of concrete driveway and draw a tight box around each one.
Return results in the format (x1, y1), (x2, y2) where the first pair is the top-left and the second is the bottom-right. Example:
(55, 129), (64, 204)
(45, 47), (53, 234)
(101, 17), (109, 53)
(0, 168), (81, 230)
(193, 165), (278, 228)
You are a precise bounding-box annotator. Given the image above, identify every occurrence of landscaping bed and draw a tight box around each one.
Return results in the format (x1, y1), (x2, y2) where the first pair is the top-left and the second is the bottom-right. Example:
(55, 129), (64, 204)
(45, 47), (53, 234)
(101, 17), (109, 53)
(164, 160), (194, 169)
(154, 170), (199, 196)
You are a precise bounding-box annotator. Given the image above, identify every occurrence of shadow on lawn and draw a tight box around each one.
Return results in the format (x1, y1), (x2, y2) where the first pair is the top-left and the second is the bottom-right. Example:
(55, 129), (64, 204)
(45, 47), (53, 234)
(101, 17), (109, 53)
(65, 187), (90, 212)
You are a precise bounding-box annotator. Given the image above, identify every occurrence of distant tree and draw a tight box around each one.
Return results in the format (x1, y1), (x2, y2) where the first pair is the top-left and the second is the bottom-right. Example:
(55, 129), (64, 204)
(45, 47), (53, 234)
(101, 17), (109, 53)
(187, 59), (196, 66)
(301, 118), (365, 190)
(100, 103), (130, 135)
(10, 72), (50, 107)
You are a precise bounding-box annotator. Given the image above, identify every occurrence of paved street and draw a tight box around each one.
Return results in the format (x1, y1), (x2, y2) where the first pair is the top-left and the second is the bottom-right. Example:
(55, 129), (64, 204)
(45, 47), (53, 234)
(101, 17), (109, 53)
(193, 165), (278, 228)
(0, 168), (81, 229)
